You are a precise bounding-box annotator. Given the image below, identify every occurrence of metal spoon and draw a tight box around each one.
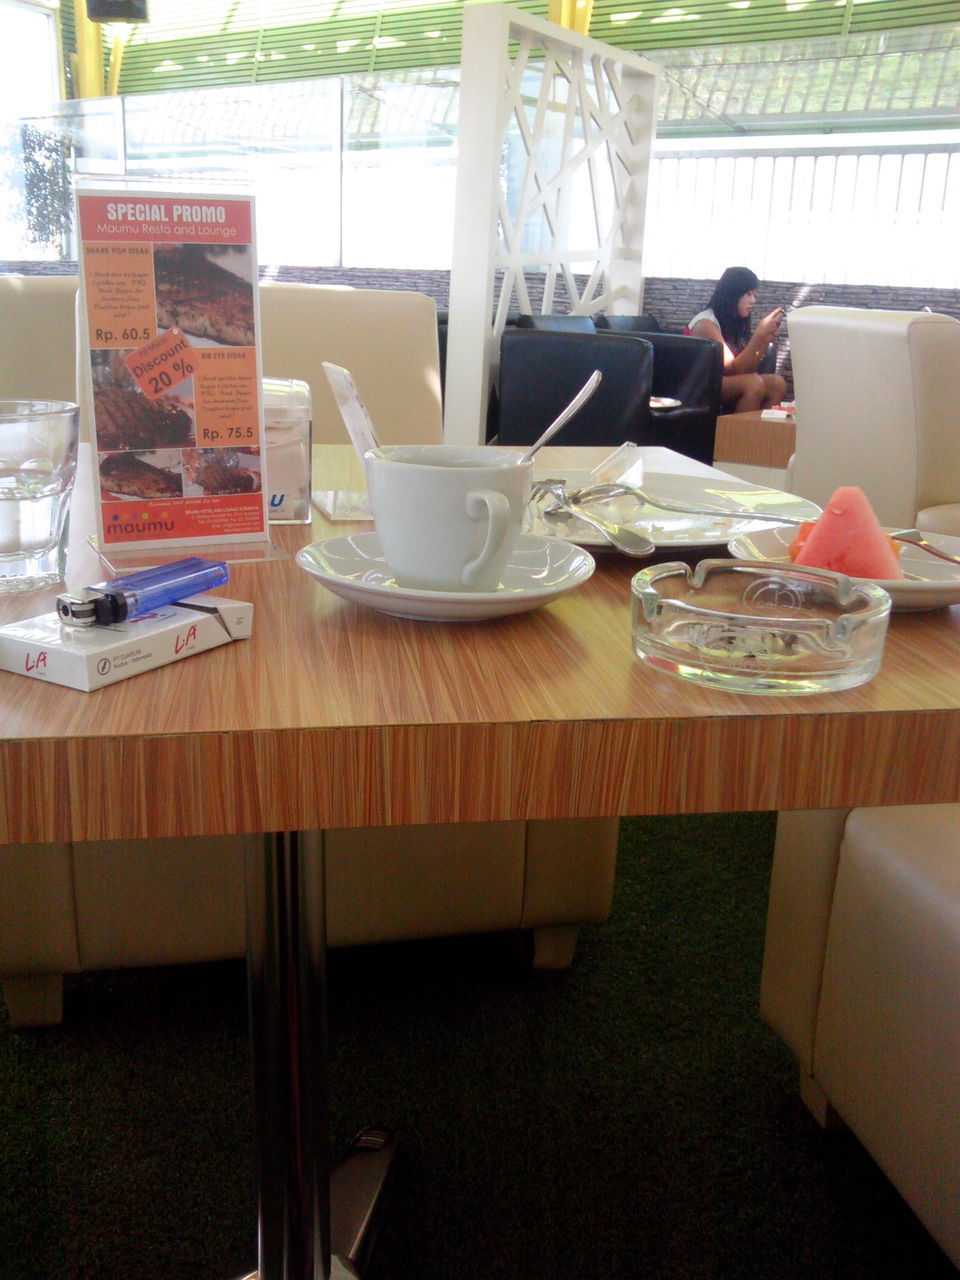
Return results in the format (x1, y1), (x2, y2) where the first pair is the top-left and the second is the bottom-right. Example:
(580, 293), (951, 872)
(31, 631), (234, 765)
(533, 480), (654, 556)
(518, 370), (603, 464)
(570, 480), (818, 525)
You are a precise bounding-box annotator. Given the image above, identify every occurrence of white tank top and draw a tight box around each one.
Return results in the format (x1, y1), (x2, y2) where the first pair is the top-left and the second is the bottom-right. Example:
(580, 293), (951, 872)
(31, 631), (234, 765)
(687, 307), (718, 334)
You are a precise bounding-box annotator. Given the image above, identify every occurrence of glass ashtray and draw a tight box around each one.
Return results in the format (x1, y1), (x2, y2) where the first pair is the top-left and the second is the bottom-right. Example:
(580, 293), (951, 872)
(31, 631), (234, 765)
(630, 559), (892, 694)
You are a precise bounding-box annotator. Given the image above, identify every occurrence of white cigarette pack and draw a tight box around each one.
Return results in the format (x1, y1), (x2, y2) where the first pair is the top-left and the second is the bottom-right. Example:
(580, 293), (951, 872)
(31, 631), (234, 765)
(0, 594), (253, 692)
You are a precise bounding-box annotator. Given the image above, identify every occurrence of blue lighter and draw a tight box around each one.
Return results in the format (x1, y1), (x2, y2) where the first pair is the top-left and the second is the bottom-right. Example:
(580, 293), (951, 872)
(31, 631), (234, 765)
(56, 558), (229, 627)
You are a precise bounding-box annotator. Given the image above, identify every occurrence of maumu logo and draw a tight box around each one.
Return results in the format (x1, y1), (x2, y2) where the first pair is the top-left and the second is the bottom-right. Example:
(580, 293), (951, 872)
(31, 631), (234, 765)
(174, 623), (199, 654)
(25, 650), (47, 672)
(105, 518), (176, 541)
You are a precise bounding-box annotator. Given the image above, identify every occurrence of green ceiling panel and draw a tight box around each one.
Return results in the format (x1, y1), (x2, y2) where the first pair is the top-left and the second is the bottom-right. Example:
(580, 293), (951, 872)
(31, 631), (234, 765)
(63, 0), (959, 133)
(94, 0), (958, 95)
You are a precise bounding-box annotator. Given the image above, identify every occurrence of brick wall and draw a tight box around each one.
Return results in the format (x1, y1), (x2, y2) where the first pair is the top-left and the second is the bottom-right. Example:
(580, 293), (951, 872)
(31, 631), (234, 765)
(262, 266), (960, 396)
(8, 259), (957, 322)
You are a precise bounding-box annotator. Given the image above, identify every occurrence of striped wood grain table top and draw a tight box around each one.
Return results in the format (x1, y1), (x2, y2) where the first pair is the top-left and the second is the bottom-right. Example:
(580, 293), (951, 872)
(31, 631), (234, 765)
(1, 445), (958, 845)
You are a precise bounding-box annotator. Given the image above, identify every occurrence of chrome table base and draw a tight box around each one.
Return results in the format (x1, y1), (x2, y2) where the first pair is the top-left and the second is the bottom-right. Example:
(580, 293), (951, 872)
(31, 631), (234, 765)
(244, 833), (398, 1280)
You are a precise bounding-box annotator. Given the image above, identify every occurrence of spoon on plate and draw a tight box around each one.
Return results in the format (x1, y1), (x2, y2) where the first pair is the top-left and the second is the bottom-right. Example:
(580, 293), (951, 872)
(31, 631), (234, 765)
(569, 480), (819, 525)
(518, 370), (603, 464)
(532, 479), (654, 556)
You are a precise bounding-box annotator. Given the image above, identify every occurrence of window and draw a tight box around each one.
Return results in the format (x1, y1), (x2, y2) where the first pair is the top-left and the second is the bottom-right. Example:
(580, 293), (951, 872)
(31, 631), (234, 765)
(0, 0), (66, 258)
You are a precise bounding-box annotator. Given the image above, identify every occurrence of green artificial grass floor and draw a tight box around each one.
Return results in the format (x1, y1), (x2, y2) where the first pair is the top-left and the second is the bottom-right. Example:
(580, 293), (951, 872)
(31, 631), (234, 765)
(0, 813), (954, 1279)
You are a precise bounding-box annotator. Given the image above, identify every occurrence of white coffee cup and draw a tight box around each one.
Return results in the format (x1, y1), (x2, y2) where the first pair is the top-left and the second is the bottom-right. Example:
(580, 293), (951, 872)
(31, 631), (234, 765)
(364, 445), (532, 592)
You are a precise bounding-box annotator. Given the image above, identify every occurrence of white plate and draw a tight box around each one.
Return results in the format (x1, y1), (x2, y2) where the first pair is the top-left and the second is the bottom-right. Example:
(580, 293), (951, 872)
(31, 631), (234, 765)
(529, 473), (821, 549)
(729, 525), (960, 612)
(649, 396), (681, 411)
(296, 532), (595, 621)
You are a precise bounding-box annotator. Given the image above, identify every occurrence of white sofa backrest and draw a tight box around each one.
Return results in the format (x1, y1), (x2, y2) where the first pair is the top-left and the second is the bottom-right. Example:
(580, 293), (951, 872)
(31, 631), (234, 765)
(0, 275), (80, 405)
(787, 305), (960, 530)
(258, 281), (442, 445)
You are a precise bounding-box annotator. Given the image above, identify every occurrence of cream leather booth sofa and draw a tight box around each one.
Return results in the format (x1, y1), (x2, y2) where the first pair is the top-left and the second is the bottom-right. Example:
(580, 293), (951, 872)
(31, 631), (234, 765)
(0, 274), (80, 404)
(761, 806), (960, 1269)
(786, 306), (960, 533)
(1, 819), (619, 1028)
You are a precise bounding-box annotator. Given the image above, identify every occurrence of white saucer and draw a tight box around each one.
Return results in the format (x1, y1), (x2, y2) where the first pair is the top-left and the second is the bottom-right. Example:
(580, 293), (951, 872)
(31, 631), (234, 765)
(296, 532), (595, 621)
(729, 525), (960, 612)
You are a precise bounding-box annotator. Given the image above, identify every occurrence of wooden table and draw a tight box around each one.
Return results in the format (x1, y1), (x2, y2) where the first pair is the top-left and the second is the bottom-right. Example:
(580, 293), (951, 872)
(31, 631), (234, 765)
(714, 409), (796, 469)
(3, 443), (958, 847)
(3, 443), (960, 1280)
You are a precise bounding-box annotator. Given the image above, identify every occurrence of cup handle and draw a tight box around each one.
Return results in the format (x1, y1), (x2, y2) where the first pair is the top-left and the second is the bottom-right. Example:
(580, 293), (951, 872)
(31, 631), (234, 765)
(462, 489), (511, 588)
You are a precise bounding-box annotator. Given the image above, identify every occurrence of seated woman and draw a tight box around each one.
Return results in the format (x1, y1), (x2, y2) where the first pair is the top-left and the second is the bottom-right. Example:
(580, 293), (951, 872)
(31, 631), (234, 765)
(688, 267), (788, 413)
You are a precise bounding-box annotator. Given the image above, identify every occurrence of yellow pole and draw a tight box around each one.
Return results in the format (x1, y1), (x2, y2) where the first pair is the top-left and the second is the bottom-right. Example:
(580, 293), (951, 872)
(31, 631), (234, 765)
(105, 31), (130, 96)
(73, 0), (105, 98)
(548, 0), (594, 35)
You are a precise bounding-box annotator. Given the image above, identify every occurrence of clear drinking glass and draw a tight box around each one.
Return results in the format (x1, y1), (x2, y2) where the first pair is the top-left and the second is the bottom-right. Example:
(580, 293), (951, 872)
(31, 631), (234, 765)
(0, 399), (80, 592)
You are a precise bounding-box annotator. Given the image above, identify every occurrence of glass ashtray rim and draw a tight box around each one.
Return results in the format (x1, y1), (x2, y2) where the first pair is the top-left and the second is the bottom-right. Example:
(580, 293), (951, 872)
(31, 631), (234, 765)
(631, 558), (892, 636)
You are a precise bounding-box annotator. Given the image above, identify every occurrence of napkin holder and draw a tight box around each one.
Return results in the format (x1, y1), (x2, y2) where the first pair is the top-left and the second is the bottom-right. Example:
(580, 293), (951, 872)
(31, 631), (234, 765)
(263, 376), (312, 524)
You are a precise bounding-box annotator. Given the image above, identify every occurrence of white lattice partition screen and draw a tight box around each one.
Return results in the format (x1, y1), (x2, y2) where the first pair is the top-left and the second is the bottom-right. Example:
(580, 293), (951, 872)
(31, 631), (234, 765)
(444, 4), (659, 443)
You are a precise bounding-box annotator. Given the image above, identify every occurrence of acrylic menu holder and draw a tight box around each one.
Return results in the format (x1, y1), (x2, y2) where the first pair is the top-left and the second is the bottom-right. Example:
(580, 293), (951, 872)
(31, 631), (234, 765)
(91, 537), (288, 577)
(75, 178), (280, 574)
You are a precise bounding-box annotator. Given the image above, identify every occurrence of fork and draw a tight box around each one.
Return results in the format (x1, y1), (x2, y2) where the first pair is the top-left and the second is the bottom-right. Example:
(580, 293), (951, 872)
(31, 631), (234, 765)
(884, 529), (960, 566)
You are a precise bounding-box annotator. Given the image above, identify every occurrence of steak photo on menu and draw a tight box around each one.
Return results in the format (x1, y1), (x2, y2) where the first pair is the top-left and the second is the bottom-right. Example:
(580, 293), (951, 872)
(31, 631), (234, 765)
(182, 447), (262, 496)
(100, 450), (184, 500)
(92, 371), (195, 450)
(153, 245), (256, 347)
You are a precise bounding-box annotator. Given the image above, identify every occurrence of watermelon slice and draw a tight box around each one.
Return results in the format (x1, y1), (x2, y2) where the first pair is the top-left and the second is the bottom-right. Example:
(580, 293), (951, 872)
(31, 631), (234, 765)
(790, 486), (904, 580)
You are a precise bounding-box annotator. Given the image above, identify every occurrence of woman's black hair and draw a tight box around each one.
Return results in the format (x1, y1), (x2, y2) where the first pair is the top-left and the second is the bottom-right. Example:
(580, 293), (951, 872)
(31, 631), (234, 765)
(706, 266), (759, 351)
